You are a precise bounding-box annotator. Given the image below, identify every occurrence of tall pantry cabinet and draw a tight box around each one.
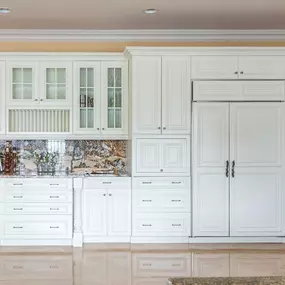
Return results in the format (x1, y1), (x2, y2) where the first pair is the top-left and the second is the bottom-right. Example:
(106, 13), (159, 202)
(126, 49), (191, 241)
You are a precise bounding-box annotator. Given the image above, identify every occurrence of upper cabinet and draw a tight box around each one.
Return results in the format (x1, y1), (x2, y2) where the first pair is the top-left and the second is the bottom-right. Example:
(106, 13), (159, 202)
(73, 60), (128, 136)
(131, 56), (191, 135)
(192, 56), (285, 79)
(0, 61), (5, 134)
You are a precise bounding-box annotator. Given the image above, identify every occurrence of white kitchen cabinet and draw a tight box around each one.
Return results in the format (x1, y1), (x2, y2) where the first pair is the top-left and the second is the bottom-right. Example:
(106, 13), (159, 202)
(192, 102), (284, 237)
(0, 61), (5, 134)
(134, 138), (190, 176)
(82, 178), (131, 241)
(82, 189), (108, 237)
(193, 81), (285, 101)
(73, 60), (128, 136)
(132, 56), (191, 135)
(193, 103), (230, 237)
(192, 56), (285, 79)
(39, 61), (73, 107)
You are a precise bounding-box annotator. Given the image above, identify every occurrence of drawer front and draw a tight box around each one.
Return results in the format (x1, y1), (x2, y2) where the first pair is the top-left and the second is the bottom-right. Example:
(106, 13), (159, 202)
(133, 177), (190, 190)
(83, 177), (131, 189)
(3, 178), (72, 189)
(2, 191), (73, 203)
(132, 253), (191, 277)
(132, 278), (170, 285)
(0, 215), (73, 239)
(133, 190), (190, 213)
(132, 213), (191, 237)
(0, 255), (72, 280)
(0, 203), (72, 215)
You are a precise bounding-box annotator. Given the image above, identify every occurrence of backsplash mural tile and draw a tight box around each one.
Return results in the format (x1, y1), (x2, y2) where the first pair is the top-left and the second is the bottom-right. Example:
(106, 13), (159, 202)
(0, 140), (127, 175)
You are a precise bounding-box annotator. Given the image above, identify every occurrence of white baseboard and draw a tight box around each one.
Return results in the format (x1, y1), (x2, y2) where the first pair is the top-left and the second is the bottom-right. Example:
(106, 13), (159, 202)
(83, 236), (130, 243)
(189, 237), (285, 243)
(0, 239), (73, 246)
(131, 237), (189, 243)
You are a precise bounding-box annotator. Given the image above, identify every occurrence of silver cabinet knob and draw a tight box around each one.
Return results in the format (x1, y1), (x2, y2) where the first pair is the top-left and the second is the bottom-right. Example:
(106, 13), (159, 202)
(34, 99), (38, 101)
(234, 71), (238, 74)
(158, 127), (161, 130)
(103, 194), (106, 196)
(97, 128), (100, 130)
(163, 127), (166, 130)
(40, 99), (43, 101)
(160, 169), (163, 172)
(109, 194), (112, 196)
(102, 128), (105, 130)
(240, 71), (244, 74)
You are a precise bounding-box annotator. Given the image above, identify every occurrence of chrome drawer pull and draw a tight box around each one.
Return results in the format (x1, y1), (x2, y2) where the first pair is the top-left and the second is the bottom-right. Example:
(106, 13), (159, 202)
(102, 182), (112, 184)
(13, 226), (23, 229)
(172, 224), (181, 227)
(142, 182), (152, 184)
(13, 196), (23, 198)
(171, 181), (181, 184)
(50, 208), (59, 211)
(172, 264), (180, 267)
(50, 183), (60, 186)
(50, 196), (59, 198)
(142, 263), (152, 266)
(50, 265), (59, 269)
(50, 226), (59, 229)
(171, 200), (181, 202)
(142, 200), (152, 202)
(12, 183), (23, 186)
(13, 265), (23, 269)
(142, 224), (152, 227)
(13, 208), (23, 211)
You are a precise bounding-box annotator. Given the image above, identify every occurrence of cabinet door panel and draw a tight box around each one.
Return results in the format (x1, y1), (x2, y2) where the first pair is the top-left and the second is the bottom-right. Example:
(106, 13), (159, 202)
(162, 56), (191, 134)
(191, 56), (238, 79)
(193, 103), (229, 167)
(132, 56), (162, 134)
(108, 189), (131, 236)
(230, 103), (282, 167)
(238, 56), (285, 79)
(0, 61), (5, 134)
(161, 139), (190, 174)
(73, 62), (101, 134)
(101, 61), (128, 135)
(230, 170), (283, 236)
(82, 189), (107, 236)
(135, 139), (161, 174)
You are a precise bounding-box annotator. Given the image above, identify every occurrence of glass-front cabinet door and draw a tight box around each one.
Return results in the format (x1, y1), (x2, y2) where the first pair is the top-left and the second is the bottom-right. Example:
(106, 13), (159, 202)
(39, 61), (72, 106)
(6, 61), (37, 105)
(73, 62), (101, 134)
(0, 61), (5, 134)
(101, 61), (128, 135)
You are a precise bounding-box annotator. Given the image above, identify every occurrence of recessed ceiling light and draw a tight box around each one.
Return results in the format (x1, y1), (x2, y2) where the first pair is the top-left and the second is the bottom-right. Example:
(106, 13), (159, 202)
(144, 8), (157, 14)
(0, 7), (11, 14)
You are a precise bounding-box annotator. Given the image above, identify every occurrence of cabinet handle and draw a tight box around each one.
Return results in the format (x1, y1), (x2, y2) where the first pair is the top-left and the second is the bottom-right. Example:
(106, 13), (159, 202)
(50, 195), (59, 198)
(102, 128), (105, 130)
(50, 183), (59, 186)
(97, 128), (100, 130)
(160, 169), (163, 172)
(142, 182), (152, 184)
(50, 226), (59, 229)
(171, 200), (181, 202)
(34, 99), (38, 101)
(103, 194), (106, 196)
(225, 160), (229, 177)
(142, 199), (152, 202)
(163, 127), (166, 130)
(232, 160), (235, 178)
(13, 226), (23, 229)
(234, 71), (238, 74)
(102, 182), (112, 184)
(13, 208), (23, 211)
(40, 99), (43, 101)
(171, 181), (181, 184)
(109, 194), (112, 196)
(142, 224), (152, 227)
(142, 263), (152, 266)
(13, 196), (23, 198)
(158, 127), (161, 130)
(50, 265), (59, 269)
(172, 224), (181, 227)
(240, 71), (244, 74)
(172, 264), (180, 267)
(13, 265), (23, 269)
(12, 183), (23, 186)
(50, 208), (59, 211)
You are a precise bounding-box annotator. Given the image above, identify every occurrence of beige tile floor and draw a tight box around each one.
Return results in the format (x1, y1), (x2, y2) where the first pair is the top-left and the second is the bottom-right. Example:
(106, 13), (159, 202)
(0, 243), (285, 285)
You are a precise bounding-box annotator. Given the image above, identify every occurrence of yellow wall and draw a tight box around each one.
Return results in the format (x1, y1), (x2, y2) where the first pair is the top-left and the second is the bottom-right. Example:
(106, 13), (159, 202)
(1, 41), (285, 52)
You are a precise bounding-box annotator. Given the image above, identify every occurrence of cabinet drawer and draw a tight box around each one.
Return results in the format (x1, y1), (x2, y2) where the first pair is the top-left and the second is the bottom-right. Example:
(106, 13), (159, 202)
(83, 177), (131, 189)
(132, 213), (191, 237)
(132, 253), (191, 277)
(133, 177), (190, 190)
(3, 178), (72, 189)
(0, 203), (72, 215)
(0, 215), (73, 239)
(0, 255), (72, 280)
(1, 191), (73, 203)
(133, 190), (190, 213)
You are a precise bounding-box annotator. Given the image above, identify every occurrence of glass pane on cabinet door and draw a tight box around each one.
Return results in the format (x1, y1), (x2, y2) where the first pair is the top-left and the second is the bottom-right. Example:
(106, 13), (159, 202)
(23, 84), (33, 99)
(87, 68), (94, 86)
(108, 109), (115, 128)
(115, 109), (122, 128)
(115, 89), (122, 107)
(12, 84), (22, 99)
(108, 89), (114, 107)
(46, 68), (56, 83)
(80, 109), (87, 128)
(87, 109), (94, 128)
(115, 68), (121, 87)
(58, 84), (66, 99)
(23, 68), (32, 83)
(108, 68), (114, 87)
(13, 68), (22, 83)
(46, 84), (56, 100)
(57, 68), (66, 83)
(80, 68), (86, 87)
(87, 88), (94, 107)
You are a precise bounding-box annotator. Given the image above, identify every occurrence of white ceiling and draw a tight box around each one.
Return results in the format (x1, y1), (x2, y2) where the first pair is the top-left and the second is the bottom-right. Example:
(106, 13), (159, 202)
(0, 0), (285, 30)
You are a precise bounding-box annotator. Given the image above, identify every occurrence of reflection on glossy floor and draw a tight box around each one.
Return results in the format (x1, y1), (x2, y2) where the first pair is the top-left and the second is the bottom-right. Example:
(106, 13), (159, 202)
(1, 244), (285, 285)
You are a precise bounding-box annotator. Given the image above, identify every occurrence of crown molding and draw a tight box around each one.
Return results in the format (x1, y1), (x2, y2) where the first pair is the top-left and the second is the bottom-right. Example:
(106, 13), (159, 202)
(1, 29), (285, 42)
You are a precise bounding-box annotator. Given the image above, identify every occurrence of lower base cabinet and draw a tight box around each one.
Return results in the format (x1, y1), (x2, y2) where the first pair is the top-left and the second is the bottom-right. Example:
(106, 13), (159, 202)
(82, 178), (131, 241)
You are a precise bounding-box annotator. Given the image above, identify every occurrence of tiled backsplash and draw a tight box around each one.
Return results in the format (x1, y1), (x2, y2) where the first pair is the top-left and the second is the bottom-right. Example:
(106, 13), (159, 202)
(0, 140), (127, 174)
